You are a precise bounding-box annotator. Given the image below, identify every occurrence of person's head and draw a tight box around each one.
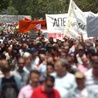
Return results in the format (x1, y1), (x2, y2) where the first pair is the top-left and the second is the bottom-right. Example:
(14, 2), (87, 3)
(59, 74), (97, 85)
(22, 43), (27, 51)
(95, 43), (98, 50)
(55, 59), (69, 77)
(64, 45), (69, 53)
(91, 53), (98, 61)
(60, 50), (67, 59)
(12, 49), (20, 58)
(1, 66), (11, 76)
(49, 37), (54, 44)
(47, 57), (54, 65)
(36, 41), (42, 50)
(17, 57), (25, 70)
(47, 64), (54, 75)
(79, 49), (84, 56)
(78, 46), (84, 57)
(30, 48), (38, 58)
(29, 70), (40, 87)
(7, 47), (12, 54)
(69, 52), (75, 61)
(23, 52), (32, 66)
(44, 75), (55, 93)
(67, 56), (73, 63)
(85, 43), (91, 50)
(58, 48), (63, 53)
(57, 39), (62, 46)
(75, 71), (85, 90)
(82, 56), (89, 66)
(92, 58), (98, 78)
(39, 53), (46, 61)
(0, 59), (8, 68)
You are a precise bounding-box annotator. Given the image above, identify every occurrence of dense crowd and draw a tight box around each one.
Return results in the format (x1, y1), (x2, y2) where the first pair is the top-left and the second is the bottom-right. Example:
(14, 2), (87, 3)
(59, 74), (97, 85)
(0, 26), (98, 98)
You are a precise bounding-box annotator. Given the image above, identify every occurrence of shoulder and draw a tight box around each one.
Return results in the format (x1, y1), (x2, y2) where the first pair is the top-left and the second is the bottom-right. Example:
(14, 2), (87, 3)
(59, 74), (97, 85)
(53, 89), (61, 97)
(14, 76), (21, 83)
(85, 68), (92, 77)
(32, 86), (42, 94)
(66, 72), (75, 78)
(10, 70), (21, 79)
(53, 88), (60, 93)
(39, 64), (46, 70)
(20, 84), (31, 92)
(50, 72), (57, 77)
(23, 67), (30, 74)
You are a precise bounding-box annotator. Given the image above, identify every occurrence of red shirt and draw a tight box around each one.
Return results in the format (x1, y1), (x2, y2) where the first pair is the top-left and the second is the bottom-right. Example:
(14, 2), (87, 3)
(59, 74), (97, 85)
(31, 86), (61, 98)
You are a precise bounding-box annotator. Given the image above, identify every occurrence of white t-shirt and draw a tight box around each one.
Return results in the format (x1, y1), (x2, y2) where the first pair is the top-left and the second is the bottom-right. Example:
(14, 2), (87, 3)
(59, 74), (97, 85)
(0, 70), (4, 78)
(37, 63), (46, 81)
(85, 69), (98, 98)
(31, 56), (40, 70)
(85, 69), (98, 87)
(51, 72), (77, 98)
(11, 69), (29, 87)
(66, 88), (88, 98)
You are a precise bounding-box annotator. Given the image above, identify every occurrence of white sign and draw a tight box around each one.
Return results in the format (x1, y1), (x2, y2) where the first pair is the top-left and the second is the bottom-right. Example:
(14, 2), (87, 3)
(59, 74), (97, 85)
(46, 14), (67, 33)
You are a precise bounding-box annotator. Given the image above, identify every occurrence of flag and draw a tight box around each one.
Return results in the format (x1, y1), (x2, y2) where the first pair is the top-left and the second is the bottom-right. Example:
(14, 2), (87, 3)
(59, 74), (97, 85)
(65, 0), (87, 39)
(19, 20), (31, 33)
(19, 20), (46, 33)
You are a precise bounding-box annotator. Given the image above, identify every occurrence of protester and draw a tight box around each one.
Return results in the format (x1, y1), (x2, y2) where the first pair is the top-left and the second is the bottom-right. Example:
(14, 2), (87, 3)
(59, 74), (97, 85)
(76, 46), (86, 64)
(0, 21), (98, 98)
(0, 59), (8, 78)
(19, 43), (28, 56)
(23, 52), (32, 73)
(66, 71), (88, 98)
(84, 58), (98, 97)
(31, 75), (61, 98)
(11, 57), (29, 87)
(51, 58), (77, 98)
(30, 48), (40, 70)
(0, 66), (21, 98)
(47, 64), (55, 75)
(77, 56), (90, 73)
(18, 70), (40, 98)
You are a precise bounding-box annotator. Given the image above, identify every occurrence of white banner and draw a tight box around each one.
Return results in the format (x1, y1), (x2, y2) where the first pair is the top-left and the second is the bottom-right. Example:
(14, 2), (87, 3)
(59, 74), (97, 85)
(46, 14), (67, 33)
(64, 0), (89, 39)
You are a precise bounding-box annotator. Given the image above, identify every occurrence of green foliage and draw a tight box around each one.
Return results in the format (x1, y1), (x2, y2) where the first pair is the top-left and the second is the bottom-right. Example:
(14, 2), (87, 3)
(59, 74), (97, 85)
(7, 6), (18, 15)
(0, 0), (98, 18)
(0, 0), (10, 11)
(74, 0), (98, 13)
(10, 0), (50, 19)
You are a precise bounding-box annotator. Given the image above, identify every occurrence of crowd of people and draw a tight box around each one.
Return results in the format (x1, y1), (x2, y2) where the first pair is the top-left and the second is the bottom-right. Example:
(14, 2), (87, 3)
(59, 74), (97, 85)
(0, 27), (98, 98)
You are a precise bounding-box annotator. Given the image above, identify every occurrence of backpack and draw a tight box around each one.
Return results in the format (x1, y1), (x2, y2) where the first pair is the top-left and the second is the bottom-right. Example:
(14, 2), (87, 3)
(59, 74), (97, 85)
(1, 76), (19, 98)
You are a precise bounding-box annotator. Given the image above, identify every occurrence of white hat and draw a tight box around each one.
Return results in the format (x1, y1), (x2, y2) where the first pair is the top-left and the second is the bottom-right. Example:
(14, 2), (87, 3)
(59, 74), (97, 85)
(75, 71), (85, 79)
(23, 52), (31, 58)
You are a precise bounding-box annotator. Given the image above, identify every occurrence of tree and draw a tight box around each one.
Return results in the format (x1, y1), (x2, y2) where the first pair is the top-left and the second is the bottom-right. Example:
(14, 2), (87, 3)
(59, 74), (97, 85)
(10, 0), (50, 19)
(7, 6), (18, 15)
(0, 0), (10, 12)
(74, 0), (98, 13)
(1, 0), (98, 18)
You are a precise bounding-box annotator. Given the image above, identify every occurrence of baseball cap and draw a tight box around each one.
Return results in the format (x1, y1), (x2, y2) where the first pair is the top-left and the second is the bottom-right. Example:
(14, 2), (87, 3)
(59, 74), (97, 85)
(75, 71), (85, 79)
(36, 41), (42, 46)
(30, 48), (37, 53)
